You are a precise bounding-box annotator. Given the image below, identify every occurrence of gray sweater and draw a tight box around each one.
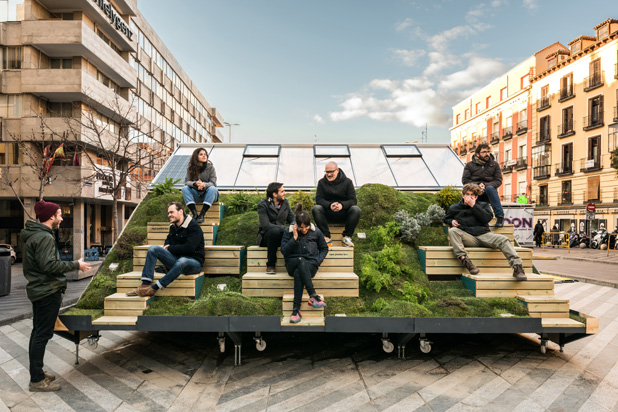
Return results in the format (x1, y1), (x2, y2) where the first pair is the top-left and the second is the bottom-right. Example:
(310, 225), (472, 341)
(184, 160), (217, 189)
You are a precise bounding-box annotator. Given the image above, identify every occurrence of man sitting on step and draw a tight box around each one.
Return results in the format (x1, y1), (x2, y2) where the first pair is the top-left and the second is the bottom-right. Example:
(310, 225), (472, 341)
(128, 202), (205, 297)
(444, 183), (527, 281)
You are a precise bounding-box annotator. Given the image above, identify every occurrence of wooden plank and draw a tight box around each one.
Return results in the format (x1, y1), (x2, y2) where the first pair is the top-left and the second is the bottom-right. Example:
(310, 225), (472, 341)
(203, 267), (242, 275)
(467, 274), (551, 281)
(242, 279), (358, 289)
(424, 259), (532, 267)
(474, 289), (554, 297)
(117, 272), (202, 281)
(92, 316), (138, 326)
(205, 250), (243, 259)
(474, 281), (553, 290)
(528, 312), (570, 318)
(281, 317), (325, 326)
(419, 246), (530, 252)
(246, 266), (352, 273)
(243, 288), (358, 298)
(282, 310), (324, 318)
(247, 258), (353, 267)
(525, 303), (569, 312)
(104, 309), (145, 316)
(425, 250), (532, 259)
(244, 272), (358, 280)
(425, 266), (532, 275)
(247, 247), (352, 259)
(148, 225), (215, 233)
(116, 287), (196, 297)
(518, 296), (569, 303)
(117, 279), (196, 288)
(541, 318), (585, 328)
(134, 245), (243, 252)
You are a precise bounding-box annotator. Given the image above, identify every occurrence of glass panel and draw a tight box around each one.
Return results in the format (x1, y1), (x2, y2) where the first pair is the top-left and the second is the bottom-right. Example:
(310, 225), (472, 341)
(315, 157), (356, 185)
(350, 147), (396, 186)
(418, 147), (465, 187)
(388, 157), (437, 187)
(314, 145), (349, 157)
(244, 145), (280, 157)
(236, 157), (278, 188)
(277, 147), (315, 188)
(382, 145), (420, 157)
(205, 146), (243, 187)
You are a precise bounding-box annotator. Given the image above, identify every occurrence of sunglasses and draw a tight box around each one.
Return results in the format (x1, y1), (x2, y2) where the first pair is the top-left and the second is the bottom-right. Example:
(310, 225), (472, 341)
(325, 170), (337, 174)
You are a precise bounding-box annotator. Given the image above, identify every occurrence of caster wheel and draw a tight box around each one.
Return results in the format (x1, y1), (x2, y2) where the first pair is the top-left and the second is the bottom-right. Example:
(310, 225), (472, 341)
(540, 340), (548, 354)
(256, 340), (267, 352)
(382, 341), (394, 353)
(88, 337), (99, 349)
(420, 340), (431, 354)
(219, 340), (225, 353)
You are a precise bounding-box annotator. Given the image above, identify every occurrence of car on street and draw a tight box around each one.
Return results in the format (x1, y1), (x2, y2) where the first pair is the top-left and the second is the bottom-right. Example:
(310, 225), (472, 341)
(0, 244), (16, 265)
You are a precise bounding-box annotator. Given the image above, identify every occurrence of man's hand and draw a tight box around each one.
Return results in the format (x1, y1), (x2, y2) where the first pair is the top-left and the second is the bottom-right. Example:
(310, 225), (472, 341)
(78, 258), (91, 272)
(330, 202), (342, 212)
(163, 244), (169, 250)
(479, 183), (485, 190)
(451, 220), (460, 228)
(292, 224), (298, 240)
(463, 194), (476, 208)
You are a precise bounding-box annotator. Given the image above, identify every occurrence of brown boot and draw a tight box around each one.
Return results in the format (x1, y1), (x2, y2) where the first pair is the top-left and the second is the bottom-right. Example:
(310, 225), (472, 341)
(29, 377), (60, 392)
(460, 255), (479, 275)
(127, 284), (157, 297)
(513, 264), (527, 281)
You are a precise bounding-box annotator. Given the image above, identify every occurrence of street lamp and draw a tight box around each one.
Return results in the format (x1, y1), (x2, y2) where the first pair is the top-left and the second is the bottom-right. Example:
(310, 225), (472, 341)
(223, 122), (239, 143)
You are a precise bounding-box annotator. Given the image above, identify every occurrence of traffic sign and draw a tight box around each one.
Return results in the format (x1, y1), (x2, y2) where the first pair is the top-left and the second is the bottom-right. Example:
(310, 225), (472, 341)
(586, 202), (596, 213)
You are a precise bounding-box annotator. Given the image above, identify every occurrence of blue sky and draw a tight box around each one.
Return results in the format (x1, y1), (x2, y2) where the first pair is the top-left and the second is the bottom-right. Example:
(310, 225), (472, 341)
(140, 0), (616, 145)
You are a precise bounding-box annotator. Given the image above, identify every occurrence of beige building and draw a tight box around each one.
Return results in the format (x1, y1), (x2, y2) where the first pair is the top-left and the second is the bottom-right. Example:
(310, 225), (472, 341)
(0, 0), (225, 260)
(530, 18), (618, 234)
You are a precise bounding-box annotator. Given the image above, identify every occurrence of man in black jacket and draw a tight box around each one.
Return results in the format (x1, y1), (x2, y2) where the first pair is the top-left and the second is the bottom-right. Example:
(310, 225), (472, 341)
(312, 161), (361, 247)
(444, 184), (526, 280)
(462, 144), (504, 227)
(129, 202), (205, 297)
(257, 182), (294, 274)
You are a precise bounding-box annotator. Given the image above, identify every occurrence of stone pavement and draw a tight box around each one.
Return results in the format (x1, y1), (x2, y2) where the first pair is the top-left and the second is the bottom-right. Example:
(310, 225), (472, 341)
(0, 280), (617, 411)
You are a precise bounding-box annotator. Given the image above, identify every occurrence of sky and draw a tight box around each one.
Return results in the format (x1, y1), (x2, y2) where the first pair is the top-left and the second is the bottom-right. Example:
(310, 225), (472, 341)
(139, 0), (616, 145)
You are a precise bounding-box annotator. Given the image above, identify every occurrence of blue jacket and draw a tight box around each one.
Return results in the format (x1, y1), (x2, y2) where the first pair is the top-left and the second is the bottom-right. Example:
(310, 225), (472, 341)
(281, 224), (329, 267)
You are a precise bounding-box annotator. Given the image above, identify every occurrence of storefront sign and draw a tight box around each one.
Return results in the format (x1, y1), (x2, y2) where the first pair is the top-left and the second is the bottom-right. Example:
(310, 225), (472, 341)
(92, 0), (134, 41)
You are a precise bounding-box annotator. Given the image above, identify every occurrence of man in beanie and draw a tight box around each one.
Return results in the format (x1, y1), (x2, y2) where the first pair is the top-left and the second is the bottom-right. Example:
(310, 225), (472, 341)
(21, 200), (90, 392)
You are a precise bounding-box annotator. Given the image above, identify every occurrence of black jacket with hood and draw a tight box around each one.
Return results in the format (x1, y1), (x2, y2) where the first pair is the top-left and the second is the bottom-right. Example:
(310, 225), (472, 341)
(280, 223), (329, 267)
(443, 199), (494, 237)
(315, 168), (357, 210)
(462, 154), (502, 189)
(184, 160), (217, 189)
(20, 220), (80, 302)
(165, 215), (205, 266)
(256, 197), (294, 244)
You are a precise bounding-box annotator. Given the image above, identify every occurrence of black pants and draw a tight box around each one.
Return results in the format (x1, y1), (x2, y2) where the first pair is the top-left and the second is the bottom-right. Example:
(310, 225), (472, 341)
(312, 205), (361, 238)
(29, 291), (63, 383)
(260, 227), (284, 267)
(285, 257), (319, 310)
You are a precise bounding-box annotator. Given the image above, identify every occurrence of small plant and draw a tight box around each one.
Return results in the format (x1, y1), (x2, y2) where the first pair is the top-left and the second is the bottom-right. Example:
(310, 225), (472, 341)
(400, 281), (430, 304)
(288, 190), (315, 213)
(436, 185), (461, 211)
(360, 244), (403, 292)
(426, 204), (445, 222)
(414, 212), (432, 227)
(151, 177), (181, 196)
(224, 191), (261, 215)
(394, 210), (420, 242)
(371, 298), (389, 312)
(367, 220), (400, 248)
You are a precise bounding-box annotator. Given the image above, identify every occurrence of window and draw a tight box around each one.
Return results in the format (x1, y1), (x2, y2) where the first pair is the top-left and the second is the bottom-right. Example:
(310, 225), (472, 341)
(456, 114), (460, 124)
(464, 109), (469, 120)
(540, 85), (550, 108)
(486, 96), (491, 108)
(500, 87), (507, 101)
(0, 94), (22, 117)
(571, 41), (581, 55)
(561, 181), (572, 204)
(587, 95), (604, 127)
(548, 56), (557, 69)
(560, 73), (573, 100)
(50, 58), (72, 69)
(2, 46), (22, 69)
(475, 102), (480, 114)
(598, 24), (609, 40)
(539, 185), (548, 205)
(521, 74), (529, 90)
(560, 107), (573, 135)
(540, 115), (550, 140)
(587, 176), (600, 201)
(561, 143), (573, 174)
(588, 58), (602, 89)
(588, 136), (600, 167)
(48, 102), (73, 117)
(505, 148), (512, 162)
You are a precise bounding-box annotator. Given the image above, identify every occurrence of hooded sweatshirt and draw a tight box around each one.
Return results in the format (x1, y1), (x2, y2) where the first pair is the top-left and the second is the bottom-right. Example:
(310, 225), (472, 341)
(20, 220), (79, 302)
(184, 160), (217, 189)
(315, 168), (357, 210)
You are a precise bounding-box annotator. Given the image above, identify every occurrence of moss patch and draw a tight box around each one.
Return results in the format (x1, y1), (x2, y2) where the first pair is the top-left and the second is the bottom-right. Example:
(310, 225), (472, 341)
(63, 308), (104, 320)
(216, 211), (259, 248)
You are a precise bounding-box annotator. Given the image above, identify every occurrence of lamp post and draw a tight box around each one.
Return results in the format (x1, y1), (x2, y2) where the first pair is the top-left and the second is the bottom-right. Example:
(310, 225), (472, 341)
(223, 122), (239, 143)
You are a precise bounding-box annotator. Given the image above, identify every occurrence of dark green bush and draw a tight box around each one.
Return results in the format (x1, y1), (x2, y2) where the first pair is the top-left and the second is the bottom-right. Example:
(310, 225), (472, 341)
(395, 192), (437, 215)
(287, 190), (315, 214)
(128, 192), (184, 227)
(356, 184), (399, 228)
(151, 177), (181, 196)
(216, 211), (260, 248)
(220, 191), (262, 216)
(114, 227), (147, 260)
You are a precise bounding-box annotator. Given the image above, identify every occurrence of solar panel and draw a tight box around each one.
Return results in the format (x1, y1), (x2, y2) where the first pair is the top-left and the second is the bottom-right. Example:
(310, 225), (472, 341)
(151, 155), (190, 186)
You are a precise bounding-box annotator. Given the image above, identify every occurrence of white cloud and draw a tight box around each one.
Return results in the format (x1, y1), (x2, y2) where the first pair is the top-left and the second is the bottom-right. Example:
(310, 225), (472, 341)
(523, 0), (538, 9)
(313, 114), (324, 124)
(391, 48), (427, 66)
(395, 17), (413, 32)
(369, 79), (399, 91)
(439, 57), (505, 90)
(423, 52), (452, 76)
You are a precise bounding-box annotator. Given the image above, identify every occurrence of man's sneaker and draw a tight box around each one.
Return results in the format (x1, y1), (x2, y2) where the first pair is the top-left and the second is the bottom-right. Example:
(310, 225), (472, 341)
(29, 377), (60, 392)
(44, 371), (56, 381)
(127, 284), (156, 297)
(513, 264), (527, 281)
(460, 256), (480, 275)
(289, 310), (302, 323)
(342, 236), (354, 248)
(308, 295), (326, 308)
(495, 217), (504, 227)
(266, 267), (276, 275)
(324, 237), (333, 247)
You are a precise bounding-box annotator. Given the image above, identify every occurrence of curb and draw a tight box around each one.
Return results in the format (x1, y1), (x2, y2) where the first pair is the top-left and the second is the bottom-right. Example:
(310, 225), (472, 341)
(0, 298), (79, 328)
(538, 270), (618, 289)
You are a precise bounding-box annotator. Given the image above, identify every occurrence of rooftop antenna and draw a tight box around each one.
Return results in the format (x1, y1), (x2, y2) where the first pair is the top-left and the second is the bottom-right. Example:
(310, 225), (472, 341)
(421, 123), (428, 143)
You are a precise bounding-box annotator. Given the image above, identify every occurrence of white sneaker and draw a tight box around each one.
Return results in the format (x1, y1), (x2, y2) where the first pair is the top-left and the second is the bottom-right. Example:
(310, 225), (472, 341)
(342, 236), (354, 248)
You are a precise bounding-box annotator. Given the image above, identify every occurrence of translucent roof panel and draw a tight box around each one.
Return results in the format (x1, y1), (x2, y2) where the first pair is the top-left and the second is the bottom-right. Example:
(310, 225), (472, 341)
(276, 147), (315, 188)
(207, 146), (244, 187)
(387, 157), (438, 188)
(314, 145), (350, 157)
(243, 145), (280, 157)
(235, 157), (278, 188)
(315, 157), (356, 185)
(383, 145), (421, 157)
(150, 155), (190, 186)
(419, 147), (465, 187)
(350, 147), (396, 186)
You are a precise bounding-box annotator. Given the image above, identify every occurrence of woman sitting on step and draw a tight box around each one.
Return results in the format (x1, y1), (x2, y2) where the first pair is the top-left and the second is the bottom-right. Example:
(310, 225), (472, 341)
(281, 203), (329, 323)
(182, 148), (219, 223)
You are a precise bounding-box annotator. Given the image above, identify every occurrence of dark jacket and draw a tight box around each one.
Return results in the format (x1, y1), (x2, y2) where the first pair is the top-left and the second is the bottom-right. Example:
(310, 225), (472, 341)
(315, 169), (357, 210)
(533, 223), (544, 238)
(444, 199), (494, 237)
(184, 160), (217, 189)
(257, 197), (294, 244)
(165, 215), (205, 266)
(462, 154), (502, 189)
(20, 220), (80, 302)
(281, 224), (329, 267)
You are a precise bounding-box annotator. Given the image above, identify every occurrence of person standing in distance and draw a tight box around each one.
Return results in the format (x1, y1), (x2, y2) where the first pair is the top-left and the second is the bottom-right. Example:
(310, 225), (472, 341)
(462, 144), (504, 227)
(21, 200), (90, 392)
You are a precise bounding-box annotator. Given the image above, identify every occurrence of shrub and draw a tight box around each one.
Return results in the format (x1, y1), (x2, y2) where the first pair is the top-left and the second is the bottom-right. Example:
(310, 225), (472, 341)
(414, 212), (432, 227)
(367, 220), (400, 248)
(287, 190), (315, 214)
(426, 204), (445, 223)
(400, 281), (430, 304)
(221, 191), (262, 216)
(371, 298), (389, 313)
(436, 186), (461, 211)
(114, 228), (146, 259)
(216, 211), (260, 248)
(359, 244), (402, 292)
(151, 177), (181, 196)
(356, 184), (399, 228)
(394, 210), (420, 242)
(395, 192), (437, 215)
(129, 192), (184, 227)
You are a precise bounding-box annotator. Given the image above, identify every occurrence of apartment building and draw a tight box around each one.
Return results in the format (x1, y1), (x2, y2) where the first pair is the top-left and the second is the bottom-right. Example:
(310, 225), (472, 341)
(0, 0), (225, 259)
(530, 18), (618, 233)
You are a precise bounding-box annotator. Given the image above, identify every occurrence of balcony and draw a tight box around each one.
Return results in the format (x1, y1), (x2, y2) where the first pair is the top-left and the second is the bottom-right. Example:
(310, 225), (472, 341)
(535, 132), (551, 145)
(501, 160), (514, 173)
(533, 165), (551, 180)
(502, 126), (513, 140)
(557, 121), (575, 138)
(579, 157), (602, 172)
(537, 97), (551, 111)
(535, 194), (549, 206)
(558, 85), (575, 102)
(469, 140), (477, 152)
(515, 156), (527, 170)
(582, 190), (600, 204)
(490, 131), (499, 145)
(516, 120), (527, 135)
(584, 71), (604, 92)
(555, 162), (573, 177)
(480, 135), (488, 145)
(583, 113), (604, 131)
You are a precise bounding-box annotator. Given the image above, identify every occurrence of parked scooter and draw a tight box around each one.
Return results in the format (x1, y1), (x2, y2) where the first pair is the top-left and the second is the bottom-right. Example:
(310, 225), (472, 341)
(569, 231), (581, 248)
(590, 229), (606, 249)
(578, 232), (591, 248)
(611, 227), (618, 250)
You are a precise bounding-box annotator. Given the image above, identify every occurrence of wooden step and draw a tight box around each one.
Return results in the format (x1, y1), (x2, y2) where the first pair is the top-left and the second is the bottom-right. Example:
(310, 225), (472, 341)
(282, 294), (325, 317)
(444, 224), (515, 240)
(133, 245), (245, 276)
(116, 271), (204, 298)
(247, 246), (353, 273)
(103, 293), (152, 309)
(242, 272), (358, 298)
(104, 309), (147, 316)
(461, 273), (554, 298)
(541, 318), (585, 328)
(281, 316), (325, 326)
(92, 316), (138, 326)
(147, 222), (216, 246)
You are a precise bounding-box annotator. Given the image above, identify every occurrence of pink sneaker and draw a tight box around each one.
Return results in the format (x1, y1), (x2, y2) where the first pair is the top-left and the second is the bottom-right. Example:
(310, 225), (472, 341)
(308, 295), (326, 308)
(289, 310), (302, 323)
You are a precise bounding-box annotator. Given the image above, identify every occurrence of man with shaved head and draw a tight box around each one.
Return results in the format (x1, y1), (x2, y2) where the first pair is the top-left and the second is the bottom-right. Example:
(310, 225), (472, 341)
(312, 161), (360, 247)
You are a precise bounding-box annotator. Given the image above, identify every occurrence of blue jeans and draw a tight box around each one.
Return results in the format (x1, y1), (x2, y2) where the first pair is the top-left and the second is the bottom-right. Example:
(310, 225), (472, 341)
(479, 185), (503, 218)
(141, 245), (202, 288)
(182, 185), (219, 207)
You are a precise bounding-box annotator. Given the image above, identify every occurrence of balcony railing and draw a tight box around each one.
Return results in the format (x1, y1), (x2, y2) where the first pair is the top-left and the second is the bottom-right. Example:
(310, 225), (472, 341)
(469, 140), (477, 152)
(584, 71), (604, 91)
(555, 162), (573, 176)
(579, 157), (602, 172)
(502, 126), (513, 140)
(557, 120), (575, 138)
(535, 132), (551, 145)
(516, 120), (527, 134)
(490, 131), (499, 144)
(558, 191), (572, 205)
(538, 97), (550, 111)
(533, 165), (551, 180)
(480, 135), (488, 145)
(501, 160), (514, 173)
(460, 147), (467, 155)
(558, 85), (574, 102)
(583, 113), (604, 130)
(515, 156), (527, 170)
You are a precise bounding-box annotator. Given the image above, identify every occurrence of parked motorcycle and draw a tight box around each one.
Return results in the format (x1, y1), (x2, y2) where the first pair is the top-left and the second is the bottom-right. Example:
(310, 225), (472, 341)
(578, 232), (591, 248)
(590, 229), (606, 249)
(569, 232), (581, 248)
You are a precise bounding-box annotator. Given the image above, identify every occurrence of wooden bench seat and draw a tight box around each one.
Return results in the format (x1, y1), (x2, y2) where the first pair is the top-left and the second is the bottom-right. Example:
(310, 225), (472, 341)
(242, 272), (359, 297)
(147, 222), (218, 246)
(517, 296), (570, 318)
(418, 246), (532, 279)
(461, 273), (554, 298)
(246, 246), (353, 273)
(133, 245), (245, 276)
(115, 271), (205, 297)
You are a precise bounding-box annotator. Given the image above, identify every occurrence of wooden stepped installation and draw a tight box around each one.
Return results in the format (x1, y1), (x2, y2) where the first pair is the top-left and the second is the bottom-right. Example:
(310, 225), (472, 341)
(133, 245), (245, 276)
(246, 246), (353, 273)
(324, 224), (347, 245)
(281, 294), (325, 326)
(146, 203), (223, 246)
(115, 272), (205, 297)
(461, 273), (554, 298)
(243, 272), (359, 297)
(517, 296), (570, 318)
(444, 224), (515, 243)
(102, 293), (154, 316)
